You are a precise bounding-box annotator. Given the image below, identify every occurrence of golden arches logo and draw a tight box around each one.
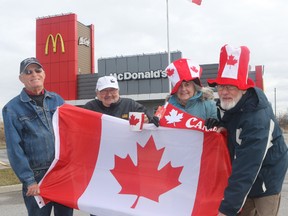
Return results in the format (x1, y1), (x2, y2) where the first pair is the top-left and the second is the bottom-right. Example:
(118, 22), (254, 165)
(45, 33), (65, 55)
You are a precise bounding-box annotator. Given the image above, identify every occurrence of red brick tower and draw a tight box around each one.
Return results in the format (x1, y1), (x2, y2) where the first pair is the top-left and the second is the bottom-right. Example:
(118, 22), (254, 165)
(36, 13), (94, 100)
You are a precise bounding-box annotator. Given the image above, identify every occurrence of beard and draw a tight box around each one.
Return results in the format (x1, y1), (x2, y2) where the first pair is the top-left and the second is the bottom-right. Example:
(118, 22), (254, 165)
(220, 99), (237, 110)
(220, 92), (243, 110)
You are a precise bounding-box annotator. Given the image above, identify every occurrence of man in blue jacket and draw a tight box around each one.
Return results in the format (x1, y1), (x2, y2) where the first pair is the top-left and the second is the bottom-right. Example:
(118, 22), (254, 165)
(2, 57), (73, 216)
(208, 44), (288, 216)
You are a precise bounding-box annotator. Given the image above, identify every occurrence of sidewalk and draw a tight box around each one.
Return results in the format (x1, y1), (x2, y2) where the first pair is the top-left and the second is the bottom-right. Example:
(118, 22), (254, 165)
(1, 173), (288, 216)
(0, 184), (87, 216)
(1, 133), (287, 215)
(0, 184), (21, 194)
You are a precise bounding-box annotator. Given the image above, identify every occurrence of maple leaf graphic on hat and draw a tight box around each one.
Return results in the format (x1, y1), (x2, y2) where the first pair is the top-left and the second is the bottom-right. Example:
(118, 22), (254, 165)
(227, 55), (238, 68)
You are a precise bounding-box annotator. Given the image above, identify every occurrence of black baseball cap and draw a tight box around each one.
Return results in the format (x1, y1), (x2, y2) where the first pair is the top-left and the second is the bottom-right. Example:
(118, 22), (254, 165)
(20, 57), (43, 74)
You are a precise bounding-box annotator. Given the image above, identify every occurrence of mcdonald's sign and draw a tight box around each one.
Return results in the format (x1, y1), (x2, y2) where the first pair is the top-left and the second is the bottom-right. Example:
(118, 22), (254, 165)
(45, 33), (65, 55)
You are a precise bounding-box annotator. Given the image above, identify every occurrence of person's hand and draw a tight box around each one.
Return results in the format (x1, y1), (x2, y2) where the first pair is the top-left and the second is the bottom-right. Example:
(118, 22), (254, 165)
(26, 183), (40, 196)
(205, 118), (219, 129)
(144, 114), (149, 123)
(150, 116), (160, 127)
(217, 126), (227, 134)
(217, 212), (226, 216)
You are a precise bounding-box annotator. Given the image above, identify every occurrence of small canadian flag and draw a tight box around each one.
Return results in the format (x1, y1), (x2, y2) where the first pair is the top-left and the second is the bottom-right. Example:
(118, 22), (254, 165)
(191, 0), (202, 5)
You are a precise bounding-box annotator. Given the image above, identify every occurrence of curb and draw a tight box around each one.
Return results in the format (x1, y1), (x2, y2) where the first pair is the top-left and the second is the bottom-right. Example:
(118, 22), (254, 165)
(0, 184), (21, 194)
(0, 160), (10, 167)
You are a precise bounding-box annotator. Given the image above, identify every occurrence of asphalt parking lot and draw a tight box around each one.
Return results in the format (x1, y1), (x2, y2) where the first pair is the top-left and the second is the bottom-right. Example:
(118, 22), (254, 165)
(1, 133), (288, 215)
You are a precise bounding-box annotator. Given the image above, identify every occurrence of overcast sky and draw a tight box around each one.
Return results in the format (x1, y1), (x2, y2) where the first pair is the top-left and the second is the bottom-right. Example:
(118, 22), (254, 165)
(0, 0), (287, 116)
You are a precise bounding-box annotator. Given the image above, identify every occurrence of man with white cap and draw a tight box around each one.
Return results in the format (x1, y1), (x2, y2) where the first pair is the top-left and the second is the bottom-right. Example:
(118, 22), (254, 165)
(84, 75), (154, 123)
(207, 45), (288, 216)
(85, 75), (157, 216)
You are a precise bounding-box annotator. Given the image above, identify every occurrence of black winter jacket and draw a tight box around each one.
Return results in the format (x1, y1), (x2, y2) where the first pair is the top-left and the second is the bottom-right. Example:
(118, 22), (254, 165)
(218, 87), (288, 216)
(83, 97), (152, 121)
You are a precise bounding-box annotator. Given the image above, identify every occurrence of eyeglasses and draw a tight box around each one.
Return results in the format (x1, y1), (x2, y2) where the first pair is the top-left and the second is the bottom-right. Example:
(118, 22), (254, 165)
(22, 67), (43, 75)
(217, 85), (238, 91)
(98, 88), (118, 95)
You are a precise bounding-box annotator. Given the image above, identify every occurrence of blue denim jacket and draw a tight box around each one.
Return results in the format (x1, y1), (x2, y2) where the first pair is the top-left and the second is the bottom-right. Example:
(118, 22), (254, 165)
(2, 89), (64, 187)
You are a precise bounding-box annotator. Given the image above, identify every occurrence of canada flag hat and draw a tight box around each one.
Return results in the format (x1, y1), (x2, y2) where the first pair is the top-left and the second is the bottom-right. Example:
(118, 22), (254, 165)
(165, 58), (202, 94)
(207, 44), (255, 90)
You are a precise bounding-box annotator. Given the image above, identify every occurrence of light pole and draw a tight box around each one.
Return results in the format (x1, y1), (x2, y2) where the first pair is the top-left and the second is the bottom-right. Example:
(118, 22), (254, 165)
(166, 0), (170, 66)
(166, 0), (172, 93)
(274, 88), (277, 117)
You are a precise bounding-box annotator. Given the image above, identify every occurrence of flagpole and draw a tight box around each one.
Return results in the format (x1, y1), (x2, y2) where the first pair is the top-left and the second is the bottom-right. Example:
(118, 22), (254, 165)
(166, 0), (172, 93)
(166, 0), (170, 65)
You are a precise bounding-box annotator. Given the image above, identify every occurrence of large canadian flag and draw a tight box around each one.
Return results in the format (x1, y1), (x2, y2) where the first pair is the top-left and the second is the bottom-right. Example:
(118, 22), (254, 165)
(37, 104), (231, 216)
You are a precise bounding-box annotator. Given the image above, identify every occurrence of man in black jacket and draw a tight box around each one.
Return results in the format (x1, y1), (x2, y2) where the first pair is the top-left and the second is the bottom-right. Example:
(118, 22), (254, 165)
(208, 44), (288, 216)
(84, 75), (152, 122)
(84, 75), (157, 216)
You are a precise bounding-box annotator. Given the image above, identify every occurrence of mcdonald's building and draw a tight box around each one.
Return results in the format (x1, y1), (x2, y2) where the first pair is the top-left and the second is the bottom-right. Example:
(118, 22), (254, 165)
(36, 13), (94, 100)
(36, 13), (264, 114)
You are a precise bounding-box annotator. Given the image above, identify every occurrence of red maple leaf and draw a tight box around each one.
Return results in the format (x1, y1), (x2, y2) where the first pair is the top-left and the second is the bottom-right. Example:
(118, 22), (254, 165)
(110, 135), (183, 209)
(190, 66), (199, 73)
(129, 114), (140, 126)
(166, 68), (174, 76)
(227, 55), (238, 66)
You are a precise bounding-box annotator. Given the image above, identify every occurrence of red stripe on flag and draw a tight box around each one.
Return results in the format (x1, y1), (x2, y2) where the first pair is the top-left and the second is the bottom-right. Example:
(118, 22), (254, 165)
(191, 131), (231, 215)
(39, 104), (103, 209)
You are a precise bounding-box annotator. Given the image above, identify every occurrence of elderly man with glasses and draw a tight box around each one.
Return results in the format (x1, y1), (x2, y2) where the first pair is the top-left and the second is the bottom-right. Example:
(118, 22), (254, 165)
(84, 75), (155, 124)
(208, 45), (288, 216)
(2, 57), (73, 216)
(84, 75), (158, 216)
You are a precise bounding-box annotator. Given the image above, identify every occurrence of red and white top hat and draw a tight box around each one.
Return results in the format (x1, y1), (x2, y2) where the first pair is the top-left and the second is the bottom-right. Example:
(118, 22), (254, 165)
(165, 58), (202, 94)
(207, 44), (255, 90)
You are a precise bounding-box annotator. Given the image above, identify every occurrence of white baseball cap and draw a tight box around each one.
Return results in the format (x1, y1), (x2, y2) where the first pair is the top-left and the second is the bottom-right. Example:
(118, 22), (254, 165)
(95, 76), (119, 91)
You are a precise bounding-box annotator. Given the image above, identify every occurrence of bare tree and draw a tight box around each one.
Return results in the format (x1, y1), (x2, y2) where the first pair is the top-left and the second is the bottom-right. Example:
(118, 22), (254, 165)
(277, 111), (288, 131)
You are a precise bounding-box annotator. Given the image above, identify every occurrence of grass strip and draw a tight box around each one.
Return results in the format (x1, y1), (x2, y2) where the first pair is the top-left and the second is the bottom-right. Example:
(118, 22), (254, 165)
(0, 168), (20, 186)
